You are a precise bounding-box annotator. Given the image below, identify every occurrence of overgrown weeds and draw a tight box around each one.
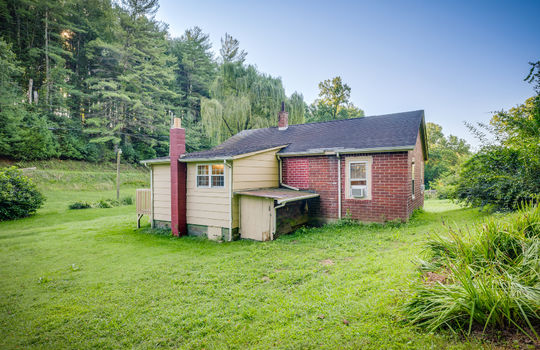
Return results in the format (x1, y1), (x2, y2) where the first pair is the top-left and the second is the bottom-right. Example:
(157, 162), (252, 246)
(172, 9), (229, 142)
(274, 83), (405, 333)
(405, 203), (540, 343)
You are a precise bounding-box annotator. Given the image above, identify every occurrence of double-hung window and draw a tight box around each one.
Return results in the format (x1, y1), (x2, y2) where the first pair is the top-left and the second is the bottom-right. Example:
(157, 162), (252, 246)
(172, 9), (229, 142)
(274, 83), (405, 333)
(349, 161), (368, 198)
(197, 164), (224, 188)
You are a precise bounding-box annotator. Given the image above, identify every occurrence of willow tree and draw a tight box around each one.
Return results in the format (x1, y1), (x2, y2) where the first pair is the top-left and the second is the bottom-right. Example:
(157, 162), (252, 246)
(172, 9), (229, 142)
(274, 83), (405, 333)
(201, 35), (305, 145)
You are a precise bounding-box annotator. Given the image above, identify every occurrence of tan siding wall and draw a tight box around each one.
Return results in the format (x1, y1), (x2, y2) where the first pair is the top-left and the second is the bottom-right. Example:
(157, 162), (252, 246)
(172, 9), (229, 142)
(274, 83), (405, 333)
(231, 148), (280, 229)
(152, 164), (171, 221)
(186, 162), (231, 228)
(232, 149), (279, 191)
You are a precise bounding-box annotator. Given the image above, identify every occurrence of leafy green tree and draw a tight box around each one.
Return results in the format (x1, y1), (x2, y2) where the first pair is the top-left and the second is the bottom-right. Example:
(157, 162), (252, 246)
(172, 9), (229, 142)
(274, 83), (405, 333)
(0, 0), (307, 161)
(424, 122), (471, 188)
(201, 37), (305, 144)
(0, 38), (24, 157)
(453, 65), (540, 210)
(84, 0), (178, 161)
(307, 76), (364, 122)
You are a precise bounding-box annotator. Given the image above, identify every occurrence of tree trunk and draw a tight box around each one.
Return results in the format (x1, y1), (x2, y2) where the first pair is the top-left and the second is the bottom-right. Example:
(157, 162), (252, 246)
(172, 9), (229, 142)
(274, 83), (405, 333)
(28, 79), (33, 104)
(45, 8), (50, 109)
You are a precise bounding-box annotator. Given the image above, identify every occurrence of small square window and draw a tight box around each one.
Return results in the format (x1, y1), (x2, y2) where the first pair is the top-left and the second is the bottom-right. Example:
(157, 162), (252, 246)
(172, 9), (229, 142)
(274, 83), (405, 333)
(197, 164), (225, 188)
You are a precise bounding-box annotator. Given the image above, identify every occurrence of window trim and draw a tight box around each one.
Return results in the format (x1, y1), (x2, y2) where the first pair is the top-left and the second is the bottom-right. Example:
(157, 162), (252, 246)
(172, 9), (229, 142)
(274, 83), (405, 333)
(345, 156), (372, 200)
(196, 163), (225, 189)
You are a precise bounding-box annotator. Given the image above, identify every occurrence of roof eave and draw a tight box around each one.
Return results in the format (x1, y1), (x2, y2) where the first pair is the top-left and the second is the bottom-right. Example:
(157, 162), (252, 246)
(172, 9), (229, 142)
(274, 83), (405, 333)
(180, 145), (288, 163)
(278, 145), (415, 157)
(179, 156), (233, 163)
(140, 159), (170, 165)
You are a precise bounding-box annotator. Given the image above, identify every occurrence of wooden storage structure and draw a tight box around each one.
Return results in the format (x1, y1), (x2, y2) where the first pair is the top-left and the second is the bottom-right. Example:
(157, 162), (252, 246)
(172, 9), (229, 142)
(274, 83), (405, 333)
(236, 188), (319, 241)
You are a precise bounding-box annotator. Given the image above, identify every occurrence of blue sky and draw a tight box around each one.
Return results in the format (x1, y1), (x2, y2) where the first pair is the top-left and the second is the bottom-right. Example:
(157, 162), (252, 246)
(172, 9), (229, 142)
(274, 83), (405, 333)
(155, 0), (540, 147)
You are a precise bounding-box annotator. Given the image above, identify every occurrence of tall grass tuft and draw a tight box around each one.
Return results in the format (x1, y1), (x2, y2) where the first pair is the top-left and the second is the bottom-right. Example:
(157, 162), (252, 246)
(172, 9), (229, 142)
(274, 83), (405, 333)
(406, 203), (540, 342)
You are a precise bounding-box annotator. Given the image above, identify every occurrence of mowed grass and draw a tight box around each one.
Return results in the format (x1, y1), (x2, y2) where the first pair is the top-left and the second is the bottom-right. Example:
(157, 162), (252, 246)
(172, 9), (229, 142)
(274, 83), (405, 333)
(0, 182), (494, 348)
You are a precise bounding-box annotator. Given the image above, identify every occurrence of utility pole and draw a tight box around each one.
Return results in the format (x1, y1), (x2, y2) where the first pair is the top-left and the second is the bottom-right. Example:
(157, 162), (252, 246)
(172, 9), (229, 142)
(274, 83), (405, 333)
(116, 148), (122, 201)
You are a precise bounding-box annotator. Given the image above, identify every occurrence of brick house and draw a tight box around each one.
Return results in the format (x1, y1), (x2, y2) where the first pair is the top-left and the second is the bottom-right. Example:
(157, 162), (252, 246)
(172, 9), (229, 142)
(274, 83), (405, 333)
(140, 108), (428, 241)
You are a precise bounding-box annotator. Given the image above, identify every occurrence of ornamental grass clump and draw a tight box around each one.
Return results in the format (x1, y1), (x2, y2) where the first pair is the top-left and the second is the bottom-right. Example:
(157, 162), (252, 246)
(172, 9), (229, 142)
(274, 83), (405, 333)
(406, 203), (540, 342)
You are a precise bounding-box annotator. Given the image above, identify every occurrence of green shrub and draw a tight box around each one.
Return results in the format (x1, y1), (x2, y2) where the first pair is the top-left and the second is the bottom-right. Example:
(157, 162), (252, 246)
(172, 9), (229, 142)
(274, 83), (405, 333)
(95, 199), (119, 208)
(121, 196), (133, 205)
(0, 167), (45, 220)
(68, 201), (92, 210)
(452, 146), (539, 211)
(68, 197), (133, 210)
(406, 203), (540, 341)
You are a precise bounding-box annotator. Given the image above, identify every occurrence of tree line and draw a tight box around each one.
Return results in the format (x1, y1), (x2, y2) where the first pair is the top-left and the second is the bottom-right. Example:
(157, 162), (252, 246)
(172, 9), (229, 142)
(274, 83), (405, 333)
(0, 0), (367, 163)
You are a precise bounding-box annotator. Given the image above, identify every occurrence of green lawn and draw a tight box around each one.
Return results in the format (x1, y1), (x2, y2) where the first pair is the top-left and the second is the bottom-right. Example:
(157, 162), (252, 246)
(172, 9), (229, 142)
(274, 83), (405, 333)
(0, 186), (495, 348)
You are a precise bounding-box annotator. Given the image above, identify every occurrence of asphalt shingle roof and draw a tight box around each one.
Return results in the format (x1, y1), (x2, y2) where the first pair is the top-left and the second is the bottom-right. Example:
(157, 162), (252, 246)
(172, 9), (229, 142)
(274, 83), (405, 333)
(182, 110), (425, 160)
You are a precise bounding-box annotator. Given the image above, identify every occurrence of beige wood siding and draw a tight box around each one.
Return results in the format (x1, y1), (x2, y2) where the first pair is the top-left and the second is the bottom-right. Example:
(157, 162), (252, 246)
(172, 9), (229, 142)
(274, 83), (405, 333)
(232, 149), (279, 190)
(231, 148), (280, 228)
(186, 162), (231, 228)
(152, 164), (171, 221)
(239, 196), (273, 241)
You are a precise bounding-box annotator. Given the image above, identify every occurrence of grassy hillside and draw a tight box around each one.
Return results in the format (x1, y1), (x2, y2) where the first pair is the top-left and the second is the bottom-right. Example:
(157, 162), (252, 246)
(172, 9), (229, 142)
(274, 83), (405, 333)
(0, 159), (149, 191)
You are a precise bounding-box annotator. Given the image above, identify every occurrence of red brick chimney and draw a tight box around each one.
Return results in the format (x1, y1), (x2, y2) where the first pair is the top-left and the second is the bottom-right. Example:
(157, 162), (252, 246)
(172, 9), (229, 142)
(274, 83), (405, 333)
(170, 117), (187, 237)
(278, 101), (288, 130)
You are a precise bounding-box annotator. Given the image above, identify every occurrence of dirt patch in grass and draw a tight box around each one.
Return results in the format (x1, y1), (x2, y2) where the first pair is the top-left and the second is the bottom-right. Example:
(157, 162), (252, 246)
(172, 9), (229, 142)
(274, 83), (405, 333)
(424, 271), (448, 284)
(319, 259), (334, 266)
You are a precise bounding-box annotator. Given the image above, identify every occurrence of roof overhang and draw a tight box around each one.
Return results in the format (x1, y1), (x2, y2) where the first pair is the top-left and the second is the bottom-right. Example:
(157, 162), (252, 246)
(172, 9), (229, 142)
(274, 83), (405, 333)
(140, 158), (170, 165)
(235, 188), (320, 205)
(419, 112), (429, 161)
(179, 145), (288, 163)
(277, 145), (415, 157)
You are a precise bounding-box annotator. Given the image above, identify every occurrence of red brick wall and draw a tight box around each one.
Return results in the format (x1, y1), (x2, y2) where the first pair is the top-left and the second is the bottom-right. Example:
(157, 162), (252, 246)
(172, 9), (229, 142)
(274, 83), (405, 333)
(170, 127), (187, 237)
(282, 147), (424, 222)
(282, 158), (309, 189)
(340, 153), (409, 222)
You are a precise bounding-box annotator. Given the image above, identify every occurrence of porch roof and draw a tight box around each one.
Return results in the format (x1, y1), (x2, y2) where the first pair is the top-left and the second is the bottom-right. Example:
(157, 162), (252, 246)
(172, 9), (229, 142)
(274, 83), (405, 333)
(235, 188), (319, 205)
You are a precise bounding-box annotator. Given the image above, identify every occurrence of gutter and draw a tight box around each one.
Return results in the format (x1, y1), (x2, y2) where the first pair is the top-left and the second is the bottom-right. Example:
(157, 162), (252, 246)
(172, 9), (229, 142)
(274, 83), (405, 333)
(277, 155), (299, 191)
(278, 145), (414, 157)
(140, 159), (170, 165)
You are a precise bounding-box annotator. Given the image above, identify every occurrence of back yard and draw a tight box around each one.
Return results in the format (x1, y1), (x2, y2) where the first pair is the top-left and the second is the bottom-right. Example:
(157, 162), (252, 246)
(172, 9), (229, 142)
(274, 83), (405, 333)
(0, 164), (495, 348)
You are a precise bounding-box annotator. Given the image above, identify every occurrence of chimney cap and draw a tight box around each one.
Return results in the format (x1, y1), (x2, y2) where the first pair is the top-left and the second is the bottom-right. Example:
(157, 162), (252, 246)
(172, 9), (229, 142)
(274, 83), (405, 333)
(173, 117), (182, 129)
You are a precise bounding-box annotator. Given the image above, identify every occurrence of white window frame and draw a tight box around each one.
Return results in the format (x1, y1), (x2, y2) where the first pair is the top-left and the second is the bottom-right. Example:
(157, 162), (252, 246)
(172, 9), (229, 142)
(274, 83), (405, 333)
(345, 156), (372, 200)
(196, 164), (225, 188)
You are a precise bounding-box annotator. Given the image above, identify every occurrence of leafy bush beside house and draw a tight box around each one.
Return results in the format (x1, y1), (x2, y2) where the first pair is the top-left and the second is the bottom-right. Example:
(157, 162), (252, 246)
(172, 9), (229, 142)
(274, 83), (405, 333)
(0, 167), (45, 221)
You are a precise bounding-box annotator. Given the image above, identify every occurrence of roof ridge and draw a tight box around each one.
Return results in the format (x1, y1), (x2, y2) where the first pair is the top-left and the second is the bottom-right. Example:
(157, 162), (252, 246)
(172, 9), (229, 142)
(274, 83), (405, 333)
(288, 109), (424, 128)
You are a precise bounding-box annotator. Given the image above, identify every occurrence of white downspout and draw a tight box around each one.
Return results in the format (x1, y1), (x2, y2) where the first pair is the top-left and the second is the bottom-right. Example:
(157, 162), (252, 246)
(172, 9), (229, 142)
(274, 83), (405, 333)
(225, 159), (233, 241)
(277, 155), (299, 191)
(337, 153), (341, 220)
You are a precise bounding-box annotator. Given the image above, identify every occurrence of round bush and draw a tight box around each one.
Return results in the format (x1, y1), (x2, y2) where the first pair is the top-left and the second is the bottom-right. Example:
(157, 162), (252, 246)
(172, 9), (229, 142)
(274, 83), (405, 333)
(0, 167), (45, 221)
